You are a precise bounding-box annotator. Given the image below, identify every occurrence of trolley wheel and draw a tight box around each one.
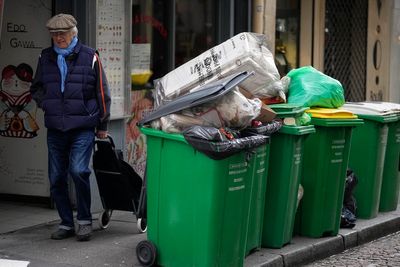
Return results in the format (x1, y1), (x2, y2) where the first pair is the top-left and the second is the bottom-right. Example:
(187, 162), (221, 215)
(137, 218), (147, 233)
(136, 240), (157, 267)
(98, 209), (112, 229)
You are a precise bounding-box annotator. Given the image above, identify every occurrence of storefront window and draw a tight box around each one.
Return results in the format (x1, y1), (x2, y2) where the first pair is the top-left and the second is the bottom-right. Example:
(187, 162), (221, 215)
(275, 0), (300, 76)
(128, 1), (170, 177)
(132, 0), (169, 85)
(175, 0), (216, 66)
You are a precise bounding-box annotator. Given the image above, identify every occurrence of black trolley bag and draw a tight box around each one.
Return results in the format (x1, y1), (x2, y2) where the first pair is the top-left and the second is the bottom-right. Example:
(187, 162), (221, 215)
(93, 135), (147, 232)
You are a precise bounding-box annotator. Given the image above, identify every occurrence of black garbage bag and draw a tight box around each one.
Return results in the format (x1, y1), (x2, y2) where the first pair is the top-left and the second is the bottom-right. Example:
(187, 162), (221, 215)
(183, 125), (240, 141)
(340, 169), (358, 228)
(343, 169), (358, 215)
(182, 125), (269, 160)
(241, 119), (283, 137)
(341, 207), (356, 228)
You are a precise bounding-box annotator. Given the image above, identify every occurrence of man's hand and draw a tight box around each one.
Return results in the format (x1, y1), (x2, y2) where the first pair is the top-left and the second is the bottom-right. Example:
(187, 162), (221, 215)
(96, 130), (108, 139)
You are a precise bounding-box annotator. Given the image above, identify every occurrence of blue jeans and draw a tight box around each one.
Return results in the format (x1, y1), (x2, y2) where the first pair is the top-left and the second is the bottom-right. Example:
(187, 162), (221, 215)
(47, 129), (95, 229)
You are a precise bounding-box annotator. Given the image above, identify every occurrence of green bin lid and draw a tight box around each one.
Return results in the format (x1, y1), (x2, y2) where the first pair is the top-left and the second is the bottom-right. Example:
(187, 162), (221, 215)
(356, 113), (398, 123)
(342, 102), (400, 120)
(279, 125), (316, 135)
(141, 127), (185, 142)
(310, 118), (364, 127)
(268, 103), (309, 118)
(306, 108), (357, 119)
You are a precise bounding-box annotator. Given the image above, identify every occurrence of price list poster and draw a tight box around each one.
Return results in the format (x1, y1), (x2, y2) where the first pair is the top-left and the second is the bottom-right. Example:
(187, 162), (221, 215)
(96, 0), (125, 117)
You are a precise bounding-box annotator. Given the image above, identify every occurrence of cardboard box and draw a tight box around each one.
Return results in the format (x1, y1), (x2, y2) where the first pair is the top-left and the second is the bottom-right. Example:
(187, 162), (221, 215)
(256, 104), (276, 123)
(154, 32), (283, 106)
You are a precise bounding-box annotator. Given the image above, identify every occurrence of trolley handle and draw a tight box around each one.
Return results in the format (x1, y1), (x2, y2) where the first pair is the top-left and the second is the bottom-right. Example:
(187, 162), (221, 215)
(94, 134), (115, 150)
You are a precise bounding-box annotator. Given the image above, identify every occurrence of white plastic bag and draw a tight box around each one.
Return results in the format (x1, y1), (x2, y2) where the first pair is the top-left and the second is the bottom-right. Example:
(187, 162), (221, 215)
(158, 88), (262, 133)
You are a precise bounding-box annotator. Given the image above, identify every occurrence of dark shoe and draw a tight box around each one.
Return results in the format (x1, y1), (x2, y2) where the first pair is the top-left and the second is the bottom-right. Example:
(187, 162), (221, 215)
(51, 228), (75, 240)
(76, 224), (92, 241)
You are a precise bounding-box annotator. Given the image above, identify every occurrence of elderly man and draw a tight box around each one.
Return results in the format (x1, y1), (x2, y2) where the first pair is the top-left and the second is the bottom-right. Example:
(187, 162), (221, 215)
(30, 13), (111, 241)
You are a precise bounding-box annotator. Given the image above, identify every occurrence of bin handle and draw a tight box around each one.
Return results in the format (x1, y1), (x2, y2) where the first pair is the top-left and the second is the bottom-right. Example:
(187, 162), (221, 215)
(398, 154), (400, 172)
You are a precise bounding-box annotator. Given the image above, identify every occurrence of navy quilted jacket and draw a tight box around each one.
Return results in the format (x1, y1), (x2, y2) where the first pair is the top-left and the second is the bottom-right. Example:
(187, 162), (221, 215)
(30, 41), (111, 131)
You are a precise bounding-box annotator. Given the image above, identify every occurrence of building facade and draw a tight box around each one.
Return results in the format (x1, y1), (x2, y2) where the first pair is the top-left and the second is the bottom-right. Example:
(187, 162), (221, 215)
(0, 0), (399, 203)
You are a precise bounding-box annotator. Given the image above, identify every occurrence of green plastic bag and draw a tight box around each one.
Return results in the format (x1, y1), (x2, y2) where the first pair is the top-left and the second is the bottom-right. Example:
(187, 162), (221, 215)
(287, 66), (345, 108)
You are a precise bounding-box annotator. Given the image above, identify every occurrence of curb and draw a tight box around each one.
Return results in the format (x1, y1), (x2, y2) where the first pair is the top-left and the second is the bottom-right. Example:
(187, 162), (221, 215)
(244, 206), (400, 267)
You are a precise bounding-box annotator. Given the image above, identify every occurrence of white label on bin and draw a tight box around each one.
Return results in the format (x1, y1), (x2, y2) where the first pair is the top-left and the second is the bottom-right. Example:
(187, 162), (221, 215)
(228, 160), (247, 192)
(229, 169), (247, 175)
(331, 139), (345, 149)
(229, 162), (247, 169)
(257, 152), (266, 158)
(331, 139), (345, 164)
(229, 185), (245, 191)
(294, 146), (302, 165)
(294, 153), (301, 165)
(381, 126), (388, 144)
(396, 132), (400, 143)
(256, 168), (265, 174)
(332, 139), (345, 144)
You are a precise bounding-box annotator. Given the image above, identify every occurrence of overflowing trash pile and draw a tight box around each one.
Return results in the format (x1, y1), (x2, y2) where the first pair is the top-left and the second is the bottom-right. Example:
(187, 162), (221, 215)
(139, 32), (290, 159)
(141, 32), (286, 134)
(139, 32), (354, 159)
(138, 32), (358, 161)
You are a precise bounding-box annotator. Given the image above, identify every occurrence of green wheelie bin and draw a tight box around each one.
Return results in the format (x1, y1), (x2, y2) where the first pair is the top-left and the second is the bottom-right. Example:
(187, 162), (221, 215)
(244, 143), (270, 255)
(365, 102), (400, 212)
(379, 114), (400, 212)
(343, 102), (398, 218)
(295, 108), (363, 237)
(137, 127), (267, 267)
(268, 104), (310, 125)
(241, 120), (287, 255)
(380, 112), (400, 212)
(262, 124), (315, 248)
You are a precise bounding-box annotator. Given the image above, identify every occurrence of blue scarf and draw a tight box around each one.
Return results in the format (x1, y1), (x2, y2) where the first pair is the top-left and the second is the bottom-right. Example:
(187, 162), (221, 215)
(53, 36), (78, 93)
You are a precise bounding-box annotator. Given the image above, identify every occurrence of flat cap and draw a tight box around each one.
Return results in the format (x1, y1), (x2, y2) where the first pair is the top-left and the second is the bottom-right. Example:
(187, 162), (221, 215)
(46, 13), (77, 32)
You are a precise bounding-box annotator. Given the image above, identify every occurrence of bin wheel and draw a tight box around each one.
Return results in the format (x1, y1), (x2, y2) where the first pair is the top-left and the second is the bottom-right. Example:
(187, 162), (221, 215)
(137, 218), (147, 233)
(136, 240), (156, 267)
(98, 209), (112, 229)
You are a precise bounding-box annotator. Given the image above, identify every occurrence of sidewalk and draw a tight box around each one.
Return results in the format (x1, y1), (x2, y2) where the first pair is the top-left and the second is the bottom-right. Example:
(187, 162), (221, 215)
(0, 200), (399, 267)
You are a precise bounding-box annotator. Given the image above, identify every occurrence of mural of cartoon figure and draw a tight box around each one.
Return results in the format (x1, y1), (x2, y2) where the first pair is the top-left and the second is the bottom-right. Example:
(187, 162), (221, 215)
(0, 63), (39, 138)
